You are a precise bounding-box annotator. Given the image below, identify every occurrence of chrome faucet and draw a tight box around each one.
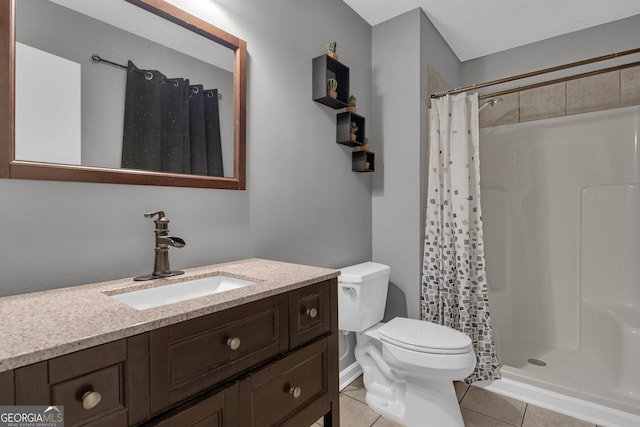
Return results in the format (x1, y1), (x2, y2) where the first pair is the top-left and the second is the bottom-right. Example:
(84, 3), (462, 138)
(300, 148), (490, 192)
(134, 211), (186, 281)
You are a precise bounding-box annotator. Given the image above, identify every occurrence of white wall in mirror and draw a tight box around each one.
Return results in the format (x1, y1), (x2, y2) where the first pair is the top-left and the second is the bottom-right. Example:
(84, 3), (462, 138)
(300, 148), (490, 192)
(15, 42), (81, 165)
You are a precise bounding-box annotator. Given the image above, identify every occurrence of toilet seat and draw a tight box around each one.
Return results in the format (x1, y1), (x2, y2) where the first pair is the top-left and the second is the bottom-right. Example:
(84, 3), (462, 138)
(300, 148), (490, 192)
(377, 317), (473, 355)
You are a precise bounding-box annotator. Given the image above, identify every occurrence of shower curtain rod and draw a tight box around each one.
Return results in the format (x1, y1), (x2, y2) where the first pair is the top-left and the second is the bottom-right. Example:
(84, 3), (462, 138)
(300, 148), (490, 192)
(478, 59), (640, 100)
(431, 47), (640, 99)
(90, 54), (222, 99)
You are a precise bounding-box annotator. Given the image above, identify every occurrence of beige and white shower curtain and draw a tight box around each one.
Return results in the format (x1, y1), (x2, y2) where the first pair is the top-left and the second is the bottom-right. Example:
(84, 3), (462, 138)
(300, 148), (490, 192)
(421, 92), (500, 383)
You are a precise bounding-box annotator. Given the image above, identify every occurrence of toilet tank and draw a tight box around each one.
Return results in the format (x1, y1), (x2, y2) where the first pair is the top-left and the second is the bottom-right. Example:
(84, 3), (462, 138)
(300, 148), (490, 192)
(338, 262), (390, 332)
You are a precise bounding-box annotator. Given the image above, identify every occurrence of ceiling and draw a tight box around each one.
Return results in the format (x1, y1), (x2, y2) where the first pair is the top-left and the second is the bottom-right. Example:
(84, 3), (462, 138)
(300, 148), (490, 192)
(342, 0), (640, 61)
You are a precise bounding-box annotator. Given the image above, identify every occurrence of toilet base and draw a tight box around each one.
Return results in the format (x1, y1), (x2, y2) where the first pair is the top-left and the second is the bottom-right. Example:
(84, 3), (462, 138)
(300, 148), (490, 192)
(365, 378), (464, 427)
(355, 329), (469, 427)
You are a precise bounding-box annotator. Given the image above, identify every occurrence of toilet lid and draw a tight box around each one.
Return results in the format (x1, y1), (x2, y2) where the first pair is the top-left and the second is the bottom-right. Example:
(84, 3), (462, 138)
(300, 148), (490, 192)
(378, 317), (473, 354)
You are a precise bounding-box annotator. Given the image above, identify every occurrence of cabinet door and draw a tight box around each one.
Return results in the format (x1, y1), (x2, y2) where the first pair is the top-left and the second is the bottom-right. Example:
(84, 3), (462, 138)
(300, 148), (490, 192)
(14, 334), (149, 427)
(289, 281), (331, 349)
(150, 294), (289, 414)
(238, 338), (330, 427)
(148, 384), (238, 427)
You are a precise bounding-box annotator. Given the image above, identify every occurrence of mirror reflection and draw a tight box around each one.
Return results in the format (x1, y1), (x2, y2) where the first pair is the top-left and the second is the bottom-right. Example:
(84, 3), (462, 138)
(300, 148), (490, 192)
(15, 0), (235, 177)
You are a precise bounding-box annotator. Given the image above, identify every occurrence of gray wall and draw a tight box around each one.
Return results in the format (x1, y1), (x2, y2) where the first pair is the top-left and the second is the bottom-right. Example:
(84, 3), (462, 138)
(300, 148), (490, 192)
(462, 14), (640, 86)
(371, 8), (460, 320)
(0, 0), (373, 297)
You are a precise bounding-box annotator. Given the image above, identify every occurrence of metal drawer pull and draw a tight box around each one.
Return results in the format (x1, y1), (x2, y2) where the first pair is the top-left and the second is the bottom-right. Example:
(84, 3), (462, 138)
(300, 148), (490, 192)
(289, 386), (302, 399)
(82, 391), (102, 410)
(227, 337), (241, 350)
(306, 308), (318, 318)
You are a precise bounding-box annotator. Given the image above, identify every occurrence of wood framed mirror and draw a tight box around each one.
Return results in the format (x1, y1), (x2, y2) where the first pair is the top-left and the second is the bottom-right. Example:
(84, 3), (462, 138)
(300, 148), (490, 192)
(0, 0), (246, 189)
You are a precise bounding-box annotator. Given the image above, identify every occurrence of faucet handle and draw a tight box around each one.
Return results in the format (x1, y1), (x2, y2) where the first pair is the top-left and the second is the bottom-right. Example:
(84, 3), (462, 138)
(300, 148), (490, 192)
(144, 211), (166, 220)
(144, 211), (170, 228)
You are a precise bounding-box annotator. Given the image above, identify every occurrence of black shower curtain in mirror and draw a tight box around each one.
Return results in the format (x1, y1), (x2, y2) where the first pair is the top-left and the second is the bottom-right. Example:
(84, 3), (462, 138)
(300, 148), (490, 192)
(121, 61), (224, 176)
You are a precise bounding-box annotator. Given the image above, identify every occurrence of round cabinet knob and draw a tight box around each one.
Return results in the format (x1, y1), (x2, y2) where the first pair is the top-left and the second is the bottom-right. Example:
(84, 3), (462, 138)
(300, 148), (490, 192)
(227, 337), (241, 351)
(306, 308), (318, 318)
(289, 386), (302, 399)
(82, 391), (102, 410)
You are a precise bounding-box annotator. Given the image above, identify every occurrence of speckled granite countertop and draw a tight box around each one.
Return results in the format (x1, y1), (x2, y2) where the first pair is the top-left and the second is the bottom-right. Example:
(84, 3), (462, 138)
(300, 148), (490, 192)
(0, 258), (339, 372)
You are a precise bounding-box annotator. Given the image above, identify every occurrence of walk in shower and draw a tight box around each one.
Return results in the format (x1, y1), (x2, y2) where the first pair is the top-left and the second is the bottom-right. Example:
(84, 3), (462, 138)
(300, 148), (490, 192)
(479, 104), (640, 422)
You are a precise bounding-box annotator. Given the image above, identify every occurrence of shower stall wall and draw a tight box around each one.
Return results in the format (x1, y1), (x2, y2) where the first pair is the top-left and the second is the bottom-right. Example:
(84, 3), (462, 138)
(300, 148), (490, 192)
(479, 105), (640, 418)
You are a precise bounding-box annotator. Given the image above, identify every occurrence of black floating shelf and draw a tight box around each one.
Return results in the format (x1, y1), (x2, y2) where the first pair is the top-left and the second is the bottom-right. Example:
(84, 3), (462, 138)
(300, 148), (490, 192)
(353, 151), (374, 172)
(312, 54), (349, 109)
(337, 112), (365, 147)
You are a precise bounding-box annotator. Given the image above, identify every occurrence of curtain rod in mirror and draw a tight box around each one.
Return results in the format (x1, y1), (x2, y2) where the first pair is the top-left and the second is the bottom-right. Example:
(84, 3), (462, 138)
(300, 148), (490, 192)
(91, 54), (223, 99)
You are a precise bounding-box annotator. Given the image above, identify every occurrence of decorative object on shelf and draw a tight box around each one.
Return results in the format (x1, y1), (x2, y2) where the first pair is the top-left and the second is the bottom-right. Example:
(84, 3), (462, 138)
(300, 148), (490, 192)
(347, 94), (357, 113)
(327, 78), (338, 99)
(352, 150), (374, 172)
(350, 122), (358, 142)
(337, 111), (364, 147)
(326, 41), (338, 60)
(312, 54), (349, 108)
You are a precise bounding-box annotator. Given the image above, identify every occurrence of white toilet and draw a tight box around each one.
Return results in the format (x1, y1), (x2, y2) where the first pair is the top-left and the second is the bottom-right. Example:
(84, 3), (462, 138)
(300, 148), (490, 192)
(338, 262), (476, 427)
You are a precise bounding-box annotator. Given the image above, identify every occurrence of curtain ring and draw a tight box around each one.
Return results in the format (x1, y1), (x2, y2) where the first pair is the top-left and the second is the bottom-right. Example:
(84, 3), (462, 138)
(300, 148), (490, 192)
(191, 86), (199, 94)
(162, 77), (180, 87)
(207, 91), (214, 98)
(144, 71), (153, 80)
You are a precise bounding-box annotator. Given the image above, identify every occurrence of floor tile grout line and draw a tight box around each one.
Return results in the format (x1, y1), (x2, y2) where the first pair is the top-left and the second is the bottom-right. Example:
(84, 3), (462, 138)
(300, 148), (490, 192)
(340, 392), (366, 405)
(457, 383), (471, 403)
(520, 403), (528, 427)
(461, 406), (521, 427)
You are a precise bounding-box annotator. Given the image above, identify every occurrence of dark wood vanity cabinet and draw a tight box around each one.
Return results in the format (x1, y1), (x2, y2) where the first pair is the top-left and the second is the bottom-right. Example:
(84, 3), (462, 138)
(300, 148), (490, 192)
(3, 278), (339, 427)
(149, 279), (339, 426)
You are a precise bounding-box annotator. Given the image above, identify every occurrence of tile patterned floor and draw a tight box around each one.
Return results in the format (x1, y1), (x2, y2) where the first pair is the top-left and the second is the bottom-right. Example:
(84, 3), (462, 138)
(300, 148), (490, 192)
(314, 377), (601, 427)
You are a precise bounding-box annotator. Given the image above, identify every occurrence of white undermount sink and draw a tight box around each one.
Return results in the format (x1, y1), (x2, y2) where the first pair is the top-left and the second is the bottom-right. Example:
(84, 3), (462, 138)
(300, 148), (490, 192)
(110, 275), (255, 310)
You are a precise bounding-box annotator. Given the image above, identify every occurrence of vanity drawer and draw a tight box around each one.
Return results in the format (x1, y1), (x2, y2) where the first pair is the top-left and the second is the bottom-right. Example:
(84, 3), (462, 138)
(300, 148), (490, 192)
(51, 363), (125, 426)
(238, 337), (329, 427)
(289, 280), (332, 348)
(150, 293), (289, 414)
(147, 383), (239, 427)
(14, 335), (150, 427)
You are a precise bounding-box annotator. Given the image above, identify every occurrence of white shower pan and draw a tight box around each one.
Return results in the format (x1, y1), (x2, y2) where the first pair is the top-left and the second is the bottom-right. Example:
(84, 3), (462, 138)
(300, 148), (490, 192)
(479, 105), (640, 426)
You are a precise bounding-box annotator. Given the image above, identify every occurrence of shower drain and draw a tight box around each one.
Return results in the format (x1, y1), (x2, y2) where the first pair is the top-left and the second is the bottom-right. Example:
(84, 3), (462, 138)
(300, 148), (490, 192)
(527, 358), (547, 366)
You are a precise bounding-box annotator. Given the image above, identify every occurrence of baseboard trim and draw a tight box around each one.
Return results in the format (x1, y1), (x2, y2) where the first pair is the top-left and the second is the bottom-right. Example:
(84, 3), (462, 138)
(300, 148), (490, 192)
(339, 361), (362, 391)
